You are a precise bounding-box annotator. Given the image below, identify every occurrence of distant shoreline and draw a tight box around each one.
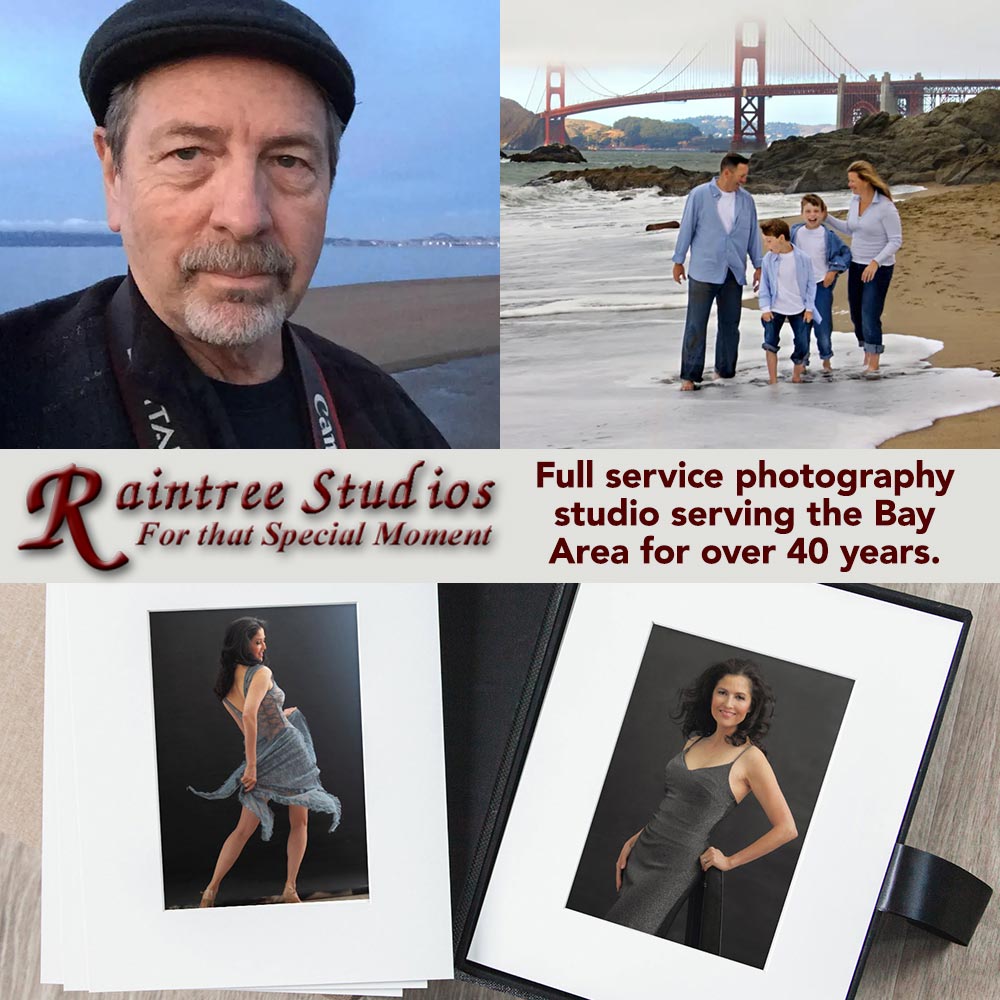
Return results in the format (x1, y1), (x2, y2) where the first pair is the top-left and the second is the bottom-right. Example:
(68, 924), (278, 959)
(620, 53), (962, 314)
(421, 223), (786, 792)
(0, 232), (498, 249)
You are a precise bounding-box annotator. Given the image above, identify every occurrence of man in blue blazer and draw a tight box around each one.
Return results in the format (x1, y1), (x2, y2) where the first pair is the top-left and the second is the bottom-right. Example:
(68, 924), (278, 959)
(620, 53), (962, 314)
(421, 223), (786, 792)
(672, 154), (763, 390)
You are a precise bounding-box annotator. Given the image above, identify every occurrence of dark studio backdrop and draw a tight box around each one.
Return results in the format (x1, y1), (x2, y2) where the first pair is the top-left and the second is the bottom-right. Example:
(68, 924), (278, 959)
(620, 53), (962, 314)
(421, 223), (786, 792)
(150, 603), (368, 909)
(566, 625), (854, 969)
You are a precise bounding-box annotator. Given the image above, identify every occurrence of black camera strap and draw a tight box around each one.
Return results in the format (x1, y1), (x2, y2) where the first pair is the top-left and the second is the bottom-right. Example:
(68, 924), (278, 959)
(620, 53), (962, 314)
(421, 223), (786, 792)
(105, 276), (344, 449)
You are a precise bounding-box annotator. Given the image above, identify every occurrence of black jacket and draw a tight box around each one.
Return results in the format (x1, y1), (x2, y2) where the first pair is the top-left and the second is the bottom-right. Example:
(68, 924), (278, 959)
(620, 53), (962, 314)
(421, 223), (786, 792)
(0, 276), (449, 448)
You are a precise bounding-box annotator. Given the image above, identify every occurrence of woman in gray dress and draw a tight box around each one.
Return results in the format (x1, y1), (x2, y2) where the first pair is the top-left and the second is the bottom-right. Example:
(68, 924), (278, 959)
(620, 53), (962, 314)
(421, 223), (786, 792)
(607, 659), (797, 936)
(189, 617), (342, 907)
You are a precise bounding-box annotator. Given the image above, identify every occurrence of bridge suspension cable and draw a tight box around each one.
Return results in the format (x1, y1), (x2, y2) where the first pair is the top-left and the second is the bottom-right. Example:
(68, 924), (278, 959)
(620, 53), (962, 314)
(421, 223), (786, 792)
(808, 19), (865, 80)
(568, 66), (619, 98)
(617, 44), (690, 96)
(523, 65), (541, 114)
(658, 42), (709, 92)
(568, 40), (696, 102)
(782, 19), (840, 80)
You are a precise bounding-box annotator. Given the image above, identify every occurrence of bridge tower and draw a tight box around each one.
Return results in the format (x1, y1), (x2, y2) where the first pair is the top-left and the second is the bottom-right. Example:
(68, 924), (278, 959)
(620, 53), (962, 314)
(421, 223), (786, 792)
(733, 19), (766, 149)
(544, 65), (568, 145)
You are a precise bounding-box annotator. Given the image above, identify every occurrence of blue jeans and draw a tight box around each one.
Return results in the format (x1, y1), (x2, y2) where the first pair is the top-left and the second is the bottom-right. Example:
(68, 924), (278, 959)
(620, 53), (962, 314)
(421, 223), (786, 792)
(847, 262), (894, 354)
(680, 272), (743, 383)
(809, 278), (837, 361)
(762, 311), (809, 364)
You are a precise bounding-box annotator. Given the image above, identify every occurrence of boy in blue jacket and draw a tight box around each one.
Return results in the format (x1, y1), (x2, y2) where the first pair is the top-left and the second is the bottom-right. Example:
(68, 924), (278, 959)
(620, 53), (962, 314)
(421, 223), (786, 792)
(759, 219), (818, 384)
(791, 194), (851, 372)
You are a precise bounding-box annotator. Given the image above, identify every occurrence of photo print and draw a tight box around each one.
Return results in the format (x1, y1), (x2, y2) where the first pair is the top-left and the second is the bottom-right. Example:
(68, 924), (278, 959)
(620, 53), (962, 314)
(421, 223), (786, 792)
(149, 603), (367, 910)
(566, 624), (853, 968)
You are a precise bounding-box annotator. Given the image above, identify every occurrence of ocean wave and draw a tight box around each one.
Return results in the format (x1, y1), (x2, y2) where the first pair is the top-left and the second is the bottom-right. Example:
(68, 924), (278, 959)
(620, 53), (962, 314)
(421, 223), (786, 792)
(500, 180), (671, 211)
(502, 313), (1000, 449)
(502, 295), (677, 319)
(500, 179), (593, 207)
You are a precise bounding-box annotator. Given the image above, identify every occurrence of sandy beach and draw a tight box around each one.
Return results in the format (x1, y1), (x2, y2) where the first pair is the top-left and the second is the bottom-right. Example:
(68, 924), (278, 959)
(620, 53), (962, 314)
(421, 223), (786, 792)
(294, 274), (499, 448)
(872, 184), (1000, 447)
(293, 274), (499, 372)
(758, 183), (1000, 448)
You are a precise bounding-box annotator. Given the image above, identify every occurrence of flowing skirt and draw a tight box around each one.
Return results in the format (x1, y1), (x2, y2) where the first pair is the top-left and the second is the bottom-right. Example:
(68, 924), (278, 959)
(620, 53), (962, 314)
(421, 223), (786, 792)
(188, 709), (342, 841)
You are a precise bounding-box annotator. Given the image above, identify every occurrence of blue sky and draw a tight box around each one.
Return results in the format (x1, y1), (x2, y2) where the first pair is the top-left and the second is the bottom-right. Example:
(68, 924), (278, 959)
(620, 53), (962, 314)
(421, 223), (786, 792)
(0, 1), (498, 239)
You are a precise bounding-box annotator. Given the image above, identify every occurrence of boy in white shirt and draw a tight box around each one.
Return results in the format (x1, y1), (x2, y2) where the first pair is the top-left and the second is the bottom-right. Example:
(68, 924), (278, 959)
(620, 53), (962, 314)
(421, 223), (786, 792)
(791, 194), (851, 372)
(758, 219), (818, 384)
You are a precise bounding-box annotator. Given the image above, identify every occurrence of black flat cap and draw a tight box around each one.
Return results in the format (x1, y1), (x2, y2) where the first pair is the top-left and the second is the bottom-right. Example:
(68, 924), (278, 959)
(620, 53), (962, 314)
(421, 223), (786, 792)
(80, 0), (355, 127)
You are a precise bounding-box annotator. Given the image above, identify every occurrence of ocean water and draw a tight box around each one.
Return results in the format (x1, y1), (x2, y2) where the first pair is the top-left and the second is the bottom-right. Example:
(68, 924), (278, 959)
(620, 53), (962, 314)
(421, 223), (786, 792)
(0, 244), (499, 314)
(500, 177), (1000, 448)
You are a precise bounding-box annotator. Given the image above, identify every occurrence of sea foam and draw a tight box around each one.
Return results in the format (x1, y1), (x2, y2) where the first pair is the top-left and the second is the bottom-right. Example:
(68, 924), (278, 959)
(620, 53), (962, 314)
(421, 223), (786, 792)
(501, 182), (998, 447)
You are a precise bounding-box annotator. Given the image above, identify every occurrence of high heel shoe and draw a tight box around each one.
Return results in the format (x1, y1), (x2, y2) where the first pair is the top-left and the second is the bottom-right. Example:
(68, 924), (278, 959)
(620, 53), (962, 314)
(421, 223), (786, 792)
(200, 886), (217, 908)
(281, 882), (301, 903)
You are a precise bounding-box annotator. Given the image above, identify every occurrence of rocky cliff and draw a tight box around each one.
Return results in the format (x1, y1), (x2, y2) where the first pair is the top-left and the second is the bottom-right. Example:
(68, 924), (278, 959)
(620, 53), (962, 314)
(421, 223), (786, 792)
(748, 89), (1000, 191)
(500, 98), (624, 149)
(501, 98), (546, 150)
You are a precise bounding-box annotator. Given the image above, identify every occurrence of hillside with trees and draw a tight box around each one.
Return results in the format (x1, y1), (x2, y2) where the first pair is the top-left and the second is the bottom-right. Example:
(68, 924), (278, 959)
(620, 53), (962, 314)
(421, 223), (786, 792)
(612, 117), (702, 147)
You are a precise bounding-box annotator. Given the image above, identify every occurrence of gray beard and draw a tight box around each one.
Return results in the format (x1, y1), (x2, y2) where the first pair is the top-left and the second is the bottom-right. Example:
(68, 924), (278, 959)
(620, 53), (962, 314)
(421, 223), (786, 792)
(177, 240), (296, 347)
(182, 292), (288, 347)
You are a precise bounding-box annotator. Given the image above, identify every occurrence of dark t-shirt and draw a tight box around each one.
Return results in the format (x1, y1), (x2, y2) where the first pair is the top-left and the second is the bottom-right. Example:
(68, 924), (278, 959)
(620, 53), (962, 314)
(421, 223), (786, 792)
(210, 365), (312, 449)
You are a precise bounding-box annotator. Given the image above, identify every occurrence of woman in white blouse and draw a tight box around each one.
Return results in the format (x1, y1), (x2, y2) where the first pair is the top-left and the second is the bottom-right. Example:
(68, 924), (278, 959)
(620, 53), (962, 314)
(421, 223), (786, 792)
(823, 160), (903, 374)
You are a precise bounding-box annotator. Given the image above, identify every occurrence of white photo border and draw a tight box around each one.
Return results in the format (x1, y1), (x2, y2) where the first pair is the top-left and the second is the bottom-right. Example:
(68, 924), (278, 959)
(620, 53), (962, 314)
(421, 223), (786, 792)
(466, 583), (966, 1000)
(59, 582), (453, 992)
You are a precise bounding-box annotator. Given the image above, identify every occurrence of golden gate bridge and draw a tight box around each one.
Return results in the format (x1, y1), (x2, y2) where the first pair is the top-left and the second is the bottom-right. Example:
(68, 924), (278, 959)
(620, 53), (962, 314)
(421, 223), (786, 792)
(532, 19), (999, 148)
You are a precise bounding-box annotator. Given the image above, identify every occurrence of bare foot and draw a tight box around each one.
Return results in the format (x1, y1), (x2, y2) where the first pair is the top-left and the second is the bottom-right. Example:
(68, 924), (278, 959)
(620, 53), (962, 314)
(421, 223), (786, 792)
(792, 364), (806, 383)
(281, 883), (301, 903)
(680, 380), (696, 391)
(822, 360), (832, 372)
(200, 886), (217, 908)
(768, 376), (778, 385)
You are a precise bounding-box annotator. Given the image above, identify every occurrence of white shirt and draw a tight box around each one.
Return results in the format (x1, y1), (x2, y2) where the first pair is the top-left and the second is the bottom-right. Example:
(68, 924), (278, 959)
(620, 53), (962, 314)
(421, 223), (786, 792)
(716, 186), (736, 234)
(794, 225), (828, 283)
(773, 251), (805, 315)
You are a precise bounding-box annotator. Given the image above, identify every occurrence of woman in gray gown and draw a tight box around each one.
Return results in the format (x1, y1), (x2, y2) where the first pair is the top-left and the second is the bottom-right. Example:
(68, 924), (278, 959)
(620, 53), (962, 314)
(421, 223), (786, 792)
(607, 658), (797, 936)
(189, 617), (342, 907)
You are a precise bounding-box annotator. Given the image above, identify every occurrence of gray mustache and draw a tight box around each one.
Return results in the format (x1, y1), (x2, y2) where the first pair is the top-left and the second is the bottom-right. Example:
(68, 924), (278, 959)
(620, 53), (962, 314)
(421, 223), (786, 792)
(179, 242), (295, 282)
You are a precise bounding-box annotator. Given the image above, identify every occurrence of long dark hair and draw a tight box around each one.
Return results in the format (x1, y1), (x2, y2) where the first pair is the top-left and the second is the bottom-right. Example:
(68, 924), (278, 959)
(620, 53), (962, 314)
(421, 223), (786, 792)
(672, 658), (774, 749)
(212, 617), (268, 700)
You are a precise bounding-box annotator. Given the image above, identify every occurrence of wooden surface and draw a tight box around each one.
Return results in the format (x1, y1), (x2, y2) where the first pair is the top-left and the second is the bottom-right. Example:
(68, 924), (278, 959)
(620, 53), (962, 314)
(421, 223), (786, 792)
(1, 584), (996, 1000)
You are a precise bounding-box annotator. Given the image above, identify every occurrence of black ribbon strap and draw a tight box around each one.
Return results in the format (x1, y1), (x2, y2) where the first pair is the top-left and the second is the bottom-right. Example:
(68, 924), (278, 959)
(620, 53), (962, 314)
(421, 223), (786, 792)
(289, 322), (345, 449)
(877, 843), (993, 946)
(105, 276), (344, 449)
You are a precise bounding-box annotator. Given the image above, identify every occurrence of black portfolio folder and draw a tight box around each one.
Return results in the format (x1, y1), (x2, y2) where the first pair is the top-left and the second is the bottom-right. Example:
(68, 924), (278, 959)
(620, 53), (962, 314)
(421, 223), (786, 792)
(438, 584), (991, 1000)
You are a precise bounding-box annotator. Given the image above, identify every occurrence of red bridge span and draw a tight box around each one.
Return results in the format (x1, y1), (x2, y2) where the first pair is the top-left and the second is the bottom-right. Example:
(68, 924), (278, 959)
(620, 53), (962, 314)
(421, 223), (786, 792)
(538, 21), (999, 148)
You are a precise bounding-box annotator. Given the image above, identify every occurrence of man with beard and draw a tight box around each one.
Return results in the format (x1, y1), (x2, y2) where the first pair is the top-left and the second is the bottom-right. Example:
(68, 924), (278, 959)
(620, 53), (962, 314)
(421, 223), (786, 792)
(0, 0), (448, 448)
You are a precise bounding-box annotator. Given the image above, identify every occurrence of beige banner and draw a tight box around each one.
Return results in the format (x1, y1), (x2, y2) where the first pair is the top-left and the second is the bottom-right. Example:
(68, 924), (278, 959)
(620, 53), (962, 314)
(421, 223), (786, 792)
(1, 449), (996, 581)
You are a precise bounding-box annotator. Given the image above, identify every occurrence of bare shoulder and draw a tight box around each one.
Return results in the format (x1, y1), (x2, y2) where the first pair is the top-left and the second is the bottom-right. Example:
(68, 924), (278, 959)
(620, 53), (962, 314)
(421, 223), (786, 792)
(740, 744), (775, 779)
(738, 742), (768, 768)
(248, 665), (273, 686)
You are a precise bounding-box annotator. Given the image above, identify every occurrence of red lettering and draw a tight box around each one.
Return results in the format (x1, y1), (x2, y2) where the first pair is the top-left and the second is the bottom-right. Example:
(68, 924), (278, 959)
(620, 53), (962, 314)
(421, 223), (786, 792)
(19, 465), (128, 571)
